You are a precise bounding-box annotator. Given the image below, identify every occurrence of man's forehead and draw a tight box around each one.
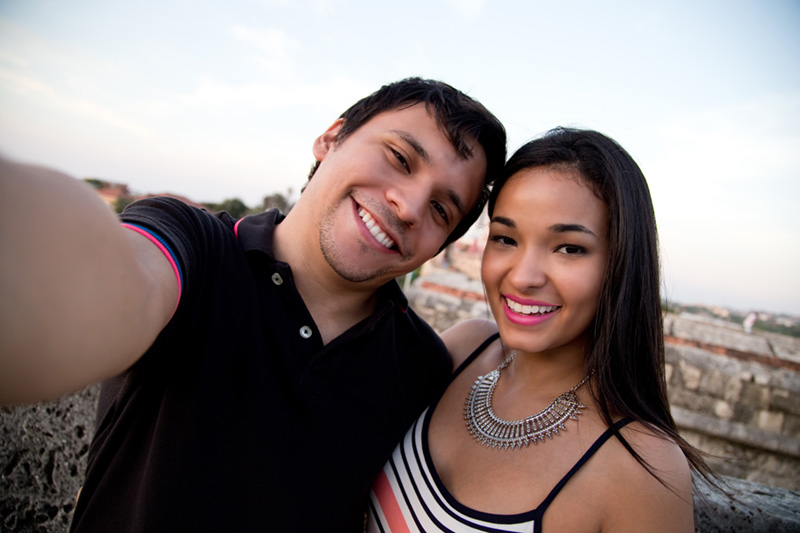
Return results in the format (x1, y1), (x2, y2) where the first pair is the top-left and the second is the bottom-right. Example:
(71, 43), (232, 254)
(365, 104), (482, 162)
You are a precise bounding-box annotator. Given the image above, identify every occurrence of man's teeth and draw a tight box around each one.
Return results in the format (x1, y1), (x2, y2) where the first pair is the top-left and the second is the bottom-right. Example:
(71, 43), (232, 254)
(505, 298), (559, 316)
(358, 208), (396, 249)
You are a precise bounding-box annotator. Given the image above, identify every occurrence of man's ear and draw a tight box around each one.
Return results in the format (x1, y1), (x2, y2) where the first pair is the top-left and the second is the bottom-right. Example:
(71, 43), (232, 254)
(312, 118), (344, 161)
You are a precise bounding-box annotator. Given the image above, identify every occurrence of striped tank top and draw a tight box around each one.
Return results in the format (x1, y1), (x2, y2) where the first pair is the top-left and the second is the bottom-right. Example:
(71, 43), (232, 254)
(367, 334), (630, 533)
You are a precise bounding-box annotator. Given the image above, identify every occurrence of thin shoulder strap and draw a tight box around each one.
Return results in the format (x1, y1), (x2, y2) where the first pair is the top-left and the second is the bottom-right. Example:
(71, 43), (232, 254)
(538, 418), (633, 512)
(452, 332), (500, 379)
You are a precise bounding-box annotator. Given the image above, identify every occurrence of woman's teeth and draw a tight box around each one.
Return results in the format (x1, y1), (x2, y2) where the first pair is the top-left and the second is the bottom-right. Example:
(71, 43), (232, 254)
(505, 298), (559, 316)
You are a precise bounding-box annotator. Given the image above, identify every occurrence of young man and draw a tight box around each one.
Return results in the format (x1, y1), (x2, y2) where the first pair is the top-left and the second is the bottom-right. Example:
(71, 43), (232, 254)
(0, 78), (506, 531)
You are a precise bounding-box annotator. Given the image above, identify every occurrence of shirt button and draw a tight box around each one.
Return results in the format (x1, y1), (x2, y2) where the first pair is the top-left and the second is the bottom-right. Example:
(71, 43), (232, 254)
(271, 273), (283, 285)
(299, 326), (313, 339)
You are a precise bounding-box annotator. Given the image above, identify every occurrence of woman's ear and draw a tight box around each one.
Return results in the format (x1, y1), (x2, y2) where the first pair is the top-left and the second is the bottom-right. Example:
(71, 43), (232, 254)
(312, 118), (344, 161)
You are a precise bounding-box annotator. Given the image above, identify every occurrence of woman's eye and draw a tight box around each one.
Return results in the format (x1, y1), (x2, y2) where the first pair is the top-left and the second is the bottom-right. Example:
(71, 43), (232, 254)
(556, 244), (586, 255)
(489, 234), (516, 246)
(391, 148), (409, 172)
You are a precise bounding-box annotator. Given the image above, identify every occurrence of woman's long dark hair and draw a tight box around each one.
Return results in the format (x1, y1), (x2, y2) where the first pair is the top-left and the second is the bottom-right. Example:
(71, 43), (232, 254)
(489, 127), (714, 485)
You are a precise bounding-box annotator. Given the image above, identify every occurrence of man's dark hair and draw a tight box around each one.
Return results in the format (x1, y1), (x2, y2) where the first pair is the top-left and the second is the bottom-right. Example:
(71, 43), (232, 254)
(308, 77), (506, 248)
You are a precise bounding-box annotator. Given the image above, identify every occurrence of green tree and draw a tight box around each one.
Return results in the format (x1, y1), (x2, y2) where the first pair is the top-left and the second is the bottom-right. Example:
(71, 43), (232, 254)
(113, 196), (135, 214)
(84, 178), (107, 189)
(258, 189), (294, 214)
(204, 198), (250, 219)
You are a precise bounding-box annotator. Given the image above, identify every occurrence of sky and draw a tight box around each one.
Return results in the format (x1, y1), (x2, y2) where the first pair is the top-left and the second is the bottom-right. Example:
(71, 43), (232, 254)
(0, 0), (799, 316)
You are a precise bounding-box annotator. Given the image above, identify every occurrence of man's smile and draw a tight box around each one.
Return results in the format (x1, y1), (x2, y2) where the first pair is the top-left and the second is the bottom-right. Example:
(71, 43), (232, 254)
(358, 207), (397, 250)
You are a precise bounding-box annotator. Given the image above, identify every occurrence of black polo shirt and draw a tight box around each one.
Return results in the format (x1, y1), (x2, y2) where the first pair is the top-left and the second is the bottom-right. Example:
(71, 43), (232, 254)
(72, 197), (451, 532)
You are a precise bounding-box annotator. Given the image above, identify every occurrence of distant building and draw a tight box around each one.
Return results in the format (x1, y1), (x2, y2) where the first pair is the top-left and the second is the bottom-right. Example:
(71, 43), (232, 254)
(90, 181), (132, 208)
(709, 306), (731, 319)
(136, 192), (206, 209)
(88, 179), (206, 211)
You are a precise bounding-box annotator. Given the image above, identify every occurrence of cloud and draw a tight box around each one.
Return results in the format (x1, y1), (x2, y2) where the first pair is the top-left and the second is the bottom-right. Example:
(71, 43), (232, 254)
(227, 25), (301, 78)
(0, 67), (151, 138)
(442, 0), (485, 18)
(313, 0), (335, 15)
(176, 75), (371, 117)
(653, 94), (800, 184)
(644, 93), (800, 230)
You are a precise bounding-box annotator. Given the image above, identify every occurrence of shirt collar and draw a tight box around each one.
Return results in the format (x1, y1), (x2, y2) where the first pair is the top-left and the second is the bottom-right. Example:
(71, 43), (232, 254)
(234, 209), (409, 312)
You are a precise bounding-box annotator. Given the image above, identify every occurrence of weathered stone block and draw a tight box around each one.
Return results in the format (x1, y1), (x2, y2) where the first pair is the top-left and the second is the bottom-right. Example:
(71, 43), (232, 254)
(770, 389), (800, 416)
(699, 369), (727, 398)
(679, 360), (704, 390)
(670, 388), (716, 414)
(772, 343), (800, 364)
(757, 410), (785, 433)
(713, 400), (734, 420)
(740, 380), (769, 409)
(733, 404), (757, 426)
(754, 372), (771, 386)
(784, 414), (800, 436)
(694, 475), (800, 533)
(722, 376), (743, 403)
(671, 315), (773, 356)
(1, 385), (99, 533)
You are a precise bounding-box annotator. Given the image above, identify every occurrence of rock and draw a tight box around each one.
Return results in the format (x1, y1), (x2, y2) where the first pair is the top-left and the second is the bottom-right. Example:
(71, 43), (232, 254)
(0, 385), (99, 533)
(694, 475), (800, 532)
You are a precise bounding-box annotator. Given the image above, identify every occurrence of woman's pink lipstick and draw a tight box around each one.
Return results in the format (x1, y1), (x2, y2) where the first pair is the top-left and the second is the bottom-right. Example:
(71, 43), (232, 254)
(502, 295), (560, 326)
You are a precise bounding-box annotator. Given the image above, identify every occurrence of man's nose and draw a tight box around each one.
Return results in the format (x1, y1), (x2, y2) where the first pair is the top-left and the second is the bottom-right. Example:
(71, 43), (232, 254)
(386, 182), (429, 228)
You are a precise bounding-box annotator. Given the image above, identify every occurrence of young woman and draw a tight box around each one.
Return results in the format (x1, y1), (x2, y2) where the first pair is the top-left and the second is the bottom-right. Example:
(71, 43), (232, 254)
(368, 128), (712, 532)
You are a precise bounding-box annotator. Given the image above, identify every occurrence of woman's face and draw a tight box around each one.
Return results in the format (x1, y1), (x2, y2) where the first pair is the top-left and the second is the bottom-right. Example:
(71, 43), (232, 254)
(481, 166), (609, 358)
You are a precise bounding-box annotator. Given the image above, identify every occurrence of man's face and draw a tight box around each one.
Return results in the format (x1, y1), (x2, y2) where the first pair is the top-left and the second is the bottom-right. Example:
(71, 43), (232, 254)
(307, 103), (487, 287)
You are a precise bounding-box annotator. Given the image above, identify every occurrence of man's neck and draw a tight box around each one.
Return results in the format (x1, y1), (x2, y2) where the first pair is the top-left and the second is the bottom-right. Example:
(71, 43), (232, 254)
(273, 212), (380, 345)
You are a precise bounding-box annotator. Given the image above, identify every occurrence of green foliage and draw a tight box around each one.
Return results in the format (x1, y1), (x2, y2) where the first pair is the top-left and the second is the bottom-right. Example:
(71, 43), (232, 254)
(84, 178), (106, 189)
(753, 321), (800, 338)
(204, 190), (294, 218)
(257, 190), (294, 215)
(113, 196), (135, 214)
(204, 198), (250, 219)
(661, 300), (679, 314)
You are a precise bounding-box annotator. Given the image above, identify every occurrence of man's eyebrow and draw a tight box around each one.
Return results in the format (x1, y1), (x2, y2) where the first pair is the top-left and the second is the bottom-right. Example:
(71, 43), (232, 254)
(391, 129), (466, 218)
(390, 130), (431, 165)
(549, 223), (598, 238)
(447, 189), (465, 218)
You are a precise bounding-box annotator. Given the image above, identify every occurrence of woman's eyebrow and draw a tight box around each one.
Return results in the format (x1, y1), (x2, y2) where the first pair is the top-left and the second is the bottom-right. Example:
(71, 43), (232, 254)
(490, 216), (515, 228)
(549, 223), (598, 238)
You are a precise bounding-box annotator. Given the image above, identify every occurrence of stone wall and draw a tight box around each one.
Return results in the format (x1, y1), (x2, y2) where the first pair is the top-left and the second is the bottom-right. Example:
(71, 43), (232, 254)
(0, 386), (99, 532)
(404, 278), (800, 532)
(2, 276), (799, 532)
(664, 315), (800, 491)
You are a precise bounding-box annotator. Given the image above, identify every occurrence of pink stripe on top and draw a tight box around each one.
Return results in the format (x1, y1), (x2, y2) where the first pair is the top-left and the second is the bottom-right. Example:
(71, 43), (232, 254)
(372, 469), (412, 533)
(121, 223), (182, 313)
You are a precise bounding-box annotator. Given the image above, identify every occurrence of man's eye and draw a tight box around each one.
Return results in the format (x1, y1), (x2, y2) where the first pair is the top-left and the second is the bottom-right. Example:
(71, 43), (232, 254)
(432, 201), (449, 224)
(391, 148), (409, 172)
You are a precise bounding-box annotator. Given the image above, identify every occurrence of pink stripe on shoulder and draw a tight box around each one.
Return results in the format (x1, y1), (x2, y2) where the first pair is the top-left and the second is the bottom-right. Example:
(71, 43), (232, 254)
(121, 223), (182, 312)
(373, 469), (411, 533)
(234, 217), (243, 238)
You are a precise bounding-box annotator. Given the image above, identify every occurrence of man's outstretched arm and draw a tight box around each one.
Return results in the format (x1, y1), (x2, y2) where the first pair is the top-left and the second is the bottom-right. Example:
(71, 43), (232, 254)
(0, 158), (179, 404)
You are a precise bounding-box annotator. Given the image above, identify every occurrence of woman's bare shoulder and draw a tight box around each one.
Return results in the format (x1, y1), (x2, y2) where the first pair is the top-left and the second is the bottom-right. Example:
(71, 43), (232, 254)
(596, 421), (694, 532)
(440, 319), (498, 371)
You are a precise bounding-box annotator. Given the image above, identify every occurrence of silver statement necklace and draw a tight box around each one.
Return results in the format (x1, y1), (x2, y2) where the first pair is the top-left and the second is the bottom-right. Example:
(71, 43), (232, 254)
(465, 352), (592, 450)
